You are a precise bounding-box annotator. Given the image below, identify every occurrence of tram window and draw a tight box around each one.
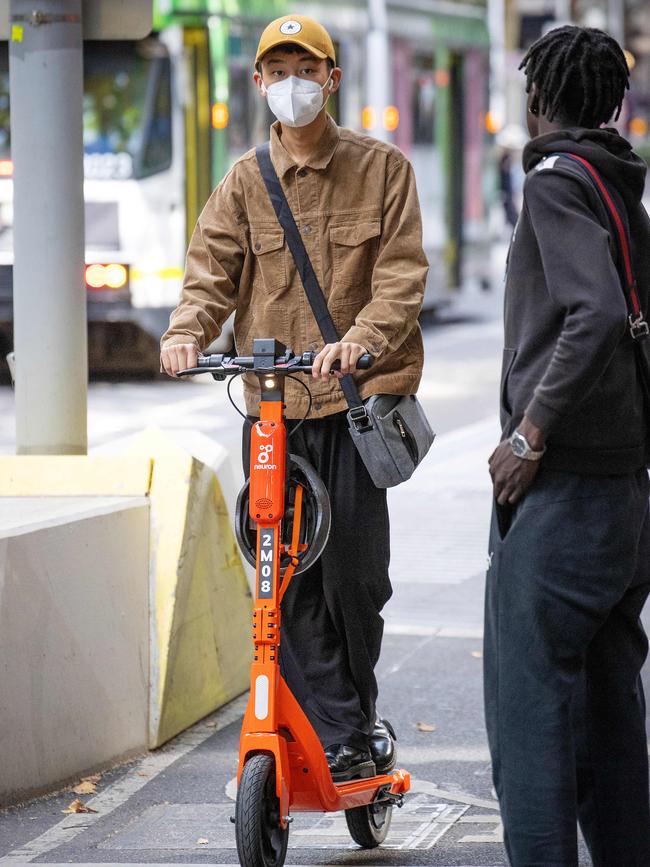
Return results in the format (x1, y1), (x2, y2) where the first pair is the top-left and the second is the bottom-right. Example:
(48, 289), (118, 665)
(227, 31), (275, 160)
(228, 65), (254, 152)
(140, 58), (173, 178)
(227, 65), (274, 160)
(327, 41), (340, 124)
(412, 60), (435, 146)
(0, 46), (9, 162)
(0, 42), (172, 179)
(84, 39), (172, 181)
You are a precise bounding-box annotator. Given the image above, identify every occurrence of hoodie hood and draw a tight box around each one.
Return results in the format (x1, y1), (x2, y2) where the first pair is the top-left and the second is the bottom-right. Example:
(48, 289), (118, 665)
(523, 127), (647, 210)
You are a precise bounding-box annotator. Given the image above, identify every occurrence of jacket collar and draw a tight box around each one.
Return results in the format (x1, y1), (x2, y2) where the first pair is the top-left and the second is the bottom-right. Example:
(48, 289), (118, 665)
(269, 114), (340, 177)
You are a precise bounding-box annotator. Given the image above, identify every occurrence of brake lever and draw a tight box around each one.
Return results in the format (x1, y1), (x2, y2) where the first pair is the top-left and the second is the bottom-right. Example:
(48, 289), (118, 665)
(177, 362), (242, 378)
(279, 356), (306, 370)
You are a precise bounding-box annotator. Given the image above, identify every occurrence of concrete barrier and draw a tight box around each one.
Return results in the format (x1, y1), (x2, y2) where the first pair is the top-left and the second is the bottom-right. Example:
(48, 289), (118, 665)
(124, 428), (252, 748)
(0, 430), (252, 805)
(0, 494), (150, 804)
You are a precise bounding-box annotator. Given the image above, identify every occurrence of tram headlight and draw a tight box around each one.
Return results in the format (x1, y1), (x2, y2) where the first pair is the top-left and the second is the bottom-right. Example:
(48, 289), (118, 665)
(104, 263), (128, 289)
(85, 263), (129, 291)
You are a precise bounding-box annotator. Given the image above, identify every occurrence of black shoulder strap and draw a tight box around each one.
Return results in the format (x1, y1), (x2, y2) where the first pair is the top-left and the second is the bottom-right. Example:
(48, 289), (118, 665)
(255, 141), (362, 408)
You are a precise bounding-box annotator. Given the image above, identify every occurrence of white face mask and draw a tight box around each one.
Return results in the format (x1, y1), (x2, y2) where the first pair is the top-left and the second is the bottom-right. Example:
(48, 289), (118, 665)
(262, 74), (333, 128)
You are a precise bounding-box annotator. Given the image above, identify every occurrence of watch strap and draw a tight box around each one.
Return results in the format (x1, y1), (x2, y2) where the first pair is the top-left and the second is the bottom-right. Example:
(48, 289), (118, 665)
(509, 430), (546, 461)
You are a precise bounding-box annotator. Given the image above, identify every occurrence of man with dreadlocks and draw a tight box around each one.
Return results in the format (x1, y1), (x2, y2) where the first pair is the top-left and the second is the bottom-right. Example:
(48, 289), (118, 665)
(485, 25), (650, 866)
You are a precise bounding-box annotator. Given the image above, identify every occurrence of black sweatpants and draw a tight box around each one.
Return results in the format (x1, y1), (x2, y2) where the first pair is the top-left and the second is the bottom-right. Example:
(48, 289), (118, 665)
(243, 410), (392, 751)
(484, 466), (650, 867)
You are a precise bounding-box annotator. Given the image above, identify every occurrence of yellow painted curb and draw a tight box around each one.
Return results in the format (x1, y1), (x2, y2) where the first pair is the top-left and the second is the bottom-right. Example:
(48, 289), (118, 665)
(0, 456), (153, 496)
(126, 428), (252, 748)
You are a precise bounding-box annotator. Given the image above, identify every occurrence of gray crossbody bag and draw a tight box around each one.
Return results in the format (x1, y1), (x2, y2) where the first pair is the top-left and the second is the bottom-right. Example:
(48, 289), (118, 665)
(255, 143), (434, 488)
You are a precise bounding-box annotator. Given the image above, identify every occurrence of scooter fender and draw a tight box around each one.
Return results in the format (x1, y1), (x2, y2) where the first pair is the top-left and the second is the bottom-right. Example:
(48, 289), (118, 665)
(239, 732), (291, 827)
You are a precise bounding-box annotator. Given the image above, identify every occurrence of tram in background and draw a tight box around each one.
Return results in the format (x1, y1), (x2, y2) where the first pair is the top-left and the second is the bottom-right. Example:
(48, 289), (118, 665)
(0, 0), (490, 374)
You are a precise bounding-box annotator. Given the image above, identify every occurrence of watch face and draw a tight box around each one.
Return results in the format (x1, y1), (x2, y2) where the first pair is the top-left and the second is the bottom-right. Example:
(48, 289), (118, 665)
(511, 434), (527, 457)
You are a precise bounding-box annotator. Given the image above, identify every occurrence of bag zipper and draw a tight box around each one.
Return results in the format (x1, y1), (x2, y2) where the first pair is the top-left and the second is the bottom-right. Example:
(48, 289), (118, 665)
(393, 413), (417, 464)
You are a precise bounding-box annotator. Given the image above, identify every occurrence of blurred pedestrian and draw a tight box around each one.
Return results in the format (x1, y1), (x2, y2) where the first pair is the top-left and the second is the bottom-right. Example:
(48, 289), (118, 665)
(160, 15), (427, 782)
(498, 147), (518, 229)
(485, 25), (650, 866)
(495, 125), (527, 236)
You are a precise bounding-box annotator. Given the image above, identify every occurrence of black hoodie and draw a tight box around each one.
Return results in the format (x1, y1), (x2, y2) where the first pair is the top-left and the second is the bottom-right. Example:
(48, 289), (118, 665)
(501, 127), (650, 474)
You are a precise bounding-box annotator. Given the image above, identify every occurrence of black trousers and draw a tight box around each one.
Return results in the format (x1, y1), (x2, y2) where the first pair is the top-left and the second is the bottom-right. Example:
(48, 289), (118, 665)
(484, 467), (650, 867)
(243, 411), (392, 751)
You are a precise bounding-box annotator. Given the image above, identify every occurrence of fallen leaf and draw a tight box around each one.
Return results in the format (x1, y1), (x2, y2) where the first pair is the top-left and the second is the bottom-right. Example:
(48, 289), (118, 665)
(62, 799), (98, 814)
(205, 721), (217, 728)
(83, 773), (101, 783)
(136, 771), (149, 777)
(471, 650), (483, 659)
(415, 721), (436, 733)
(196, 838), (209, 845)
(72, 781), (97, 795)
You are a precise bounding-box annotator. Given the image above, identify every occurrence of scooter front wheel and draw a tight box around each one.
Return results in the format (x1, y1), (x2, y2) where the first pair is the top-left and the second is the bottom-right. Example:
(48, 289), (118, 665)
(236, 754), (289, 867)
(345, 801), (392, 848)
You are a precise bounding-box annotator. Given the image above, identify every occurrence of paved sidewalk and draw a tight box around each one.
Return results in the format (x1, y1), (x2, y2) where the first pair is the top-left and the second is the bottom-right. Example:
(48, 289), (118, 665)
(0, 411), (594, 867)
(3, 226), (645, 866)
(0, 272), (597, 865)
(387, 416), (498, 640)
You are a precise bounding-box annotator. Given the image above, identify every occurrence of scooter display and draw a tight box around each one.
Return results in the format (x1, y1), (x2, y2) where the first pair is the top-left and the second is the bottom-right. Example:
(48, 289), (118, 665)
(179, 338), (410, 867)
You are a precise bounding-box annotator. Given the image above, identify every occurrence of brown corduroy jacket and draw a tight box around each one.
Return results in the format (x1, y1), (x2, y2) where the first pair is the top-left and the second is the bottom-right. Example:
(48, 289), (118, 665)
(161, 115), (428, 418)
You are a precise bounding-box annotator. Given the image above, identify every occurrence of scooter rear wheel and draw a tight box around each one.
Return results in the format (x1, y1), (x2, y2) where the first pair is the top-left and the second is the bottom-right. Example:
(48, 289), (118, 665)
(236, 754), (289, 867)
(345, 800), (392, 848)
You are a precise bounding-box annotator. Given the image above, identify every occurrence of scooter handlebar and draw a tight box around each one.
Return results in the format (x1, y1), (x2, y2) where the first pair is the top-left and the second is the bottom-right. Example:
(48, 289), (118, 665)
(178, 350), (374, 376)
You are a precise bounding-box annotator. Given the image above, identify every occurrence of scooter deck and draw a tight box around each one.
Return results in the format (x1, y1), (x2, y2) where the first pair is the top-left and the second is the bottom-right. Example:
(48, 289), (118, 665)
(239, 674), (410, 819)
(330, 768), (410, 811)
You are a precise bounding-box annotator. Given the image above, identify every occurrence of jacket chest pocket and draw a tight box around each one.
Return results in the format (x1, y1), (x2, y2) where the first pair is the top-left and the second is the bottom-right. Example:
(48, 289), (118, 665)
(250, 229), (287, 293)
(330, 220), (381, 291)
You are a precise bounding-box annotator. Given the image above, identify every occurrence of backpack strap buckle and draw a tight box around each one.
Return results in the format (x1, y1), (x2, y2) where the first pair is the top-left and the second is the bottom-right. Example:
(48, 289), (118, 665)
(349, 405), (373, 433)
(629, 313), (650, 340)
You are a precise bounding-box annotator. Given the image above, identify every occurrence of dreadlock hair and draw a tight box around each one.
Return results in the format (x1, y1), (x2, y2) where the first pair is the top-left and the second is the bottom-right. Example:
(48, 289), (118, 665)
(519, 26), (629, 128)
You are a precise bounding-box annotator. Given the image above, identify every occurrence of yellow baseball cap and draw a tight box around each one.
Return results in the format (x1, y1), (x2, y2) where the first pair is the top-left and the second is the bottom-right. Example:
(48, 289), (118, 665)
(255, 15), (336, 66)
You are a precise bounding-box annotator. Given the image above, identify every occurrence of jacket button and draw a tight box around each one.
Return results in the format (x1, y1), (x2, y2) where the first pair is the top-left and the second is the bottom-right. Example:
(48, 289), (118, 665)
(303, 225), (312, 235)
(254, 242), (262, 251)
(297, 168), (308, 178)
(313, 402), (321, 410)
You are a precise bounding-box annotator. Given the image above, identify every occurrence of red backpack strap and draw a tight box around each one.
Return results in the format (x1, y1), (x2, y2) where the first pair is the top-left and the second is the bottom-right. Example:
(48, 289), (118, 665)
(556, 152), (642, 319)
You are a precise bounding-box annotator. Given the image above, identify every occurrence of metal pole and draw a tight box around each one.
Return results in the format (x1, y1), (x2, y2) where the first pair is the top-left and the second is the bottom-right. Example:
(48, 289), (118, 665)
(554, 0), (572, 24)
(608, 0), (625, 44)
(9, 0), (87, 455)
(367, 0), (390, 142)
(487, 0), (506, 130)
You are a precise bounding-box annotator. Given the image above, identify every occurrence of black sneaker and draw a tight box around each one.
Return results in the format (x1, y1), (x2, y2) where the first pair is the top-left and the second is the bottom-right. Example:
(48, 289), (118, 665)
(324, 744), (376, 782)
(368, 718), (397, 773)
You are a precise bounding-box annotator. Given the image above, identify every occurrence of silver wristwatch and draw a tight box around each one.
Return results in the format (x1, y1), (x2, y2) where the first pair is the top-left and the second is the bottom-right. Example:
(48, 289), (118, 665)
(509, 430), (546, 461)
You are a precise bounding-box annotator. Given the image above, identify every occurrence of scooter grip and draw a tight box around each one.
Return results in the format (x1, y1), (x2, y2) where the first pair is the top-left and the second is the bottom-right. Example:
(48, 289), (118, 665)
(300, 352), (374, 371)
(355, 354), (374, 370)
(327, 355), (374, 372)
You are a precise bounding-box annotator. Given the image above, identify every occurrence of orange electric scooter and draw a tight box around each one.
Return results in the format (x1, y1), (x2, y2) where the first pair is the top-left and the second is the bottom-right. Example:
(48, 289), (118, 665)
(179, 338), (410, 867)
